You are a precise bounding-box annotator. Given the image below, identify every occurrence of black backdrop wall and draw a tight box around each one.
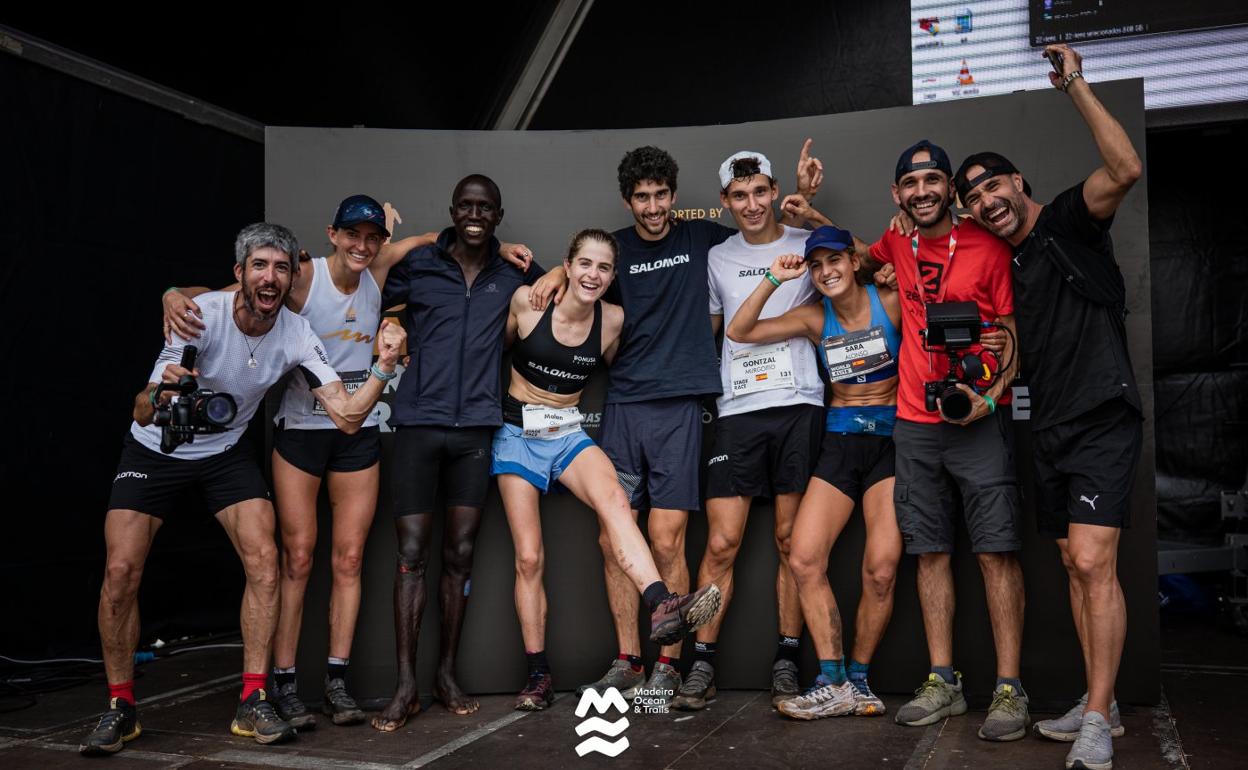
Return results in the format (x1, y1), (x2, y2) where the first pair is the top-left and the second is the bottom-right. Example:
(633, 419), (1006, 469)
(270, 80), (1158, 706)
(0, 52), (262, 654)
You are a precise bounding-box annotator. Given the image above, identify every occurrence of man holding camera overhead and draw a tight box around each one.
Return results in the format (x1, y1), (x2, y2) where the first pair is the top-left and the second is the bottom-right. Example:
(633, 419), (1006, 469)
(82, 223), (404, 757)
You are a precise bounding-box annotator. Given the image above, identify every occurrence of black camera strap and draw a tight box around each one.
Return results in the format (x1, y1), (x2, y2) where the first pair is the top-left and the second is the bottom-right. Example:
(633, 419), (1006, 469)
(912, 218), (959, 375)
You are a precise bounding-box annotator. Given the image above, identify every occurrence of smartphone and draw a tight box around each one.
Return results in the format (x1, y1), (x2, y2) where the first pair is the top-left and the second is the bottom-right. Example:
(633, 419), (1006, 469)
(1046, 50), (1064, 74)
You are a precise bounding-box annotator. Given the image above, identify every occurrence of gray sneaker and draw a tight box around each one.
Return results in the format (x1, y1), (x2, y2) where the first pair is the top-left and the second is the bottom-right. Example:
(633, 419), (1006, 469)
(895, 672), (967, 726)
(776, 679), (857, 720)
(642, 661), (681, 706)
(272, 681), (316, 730)
(322, 677), (365, 726)
(977, 683), (1030, 741)
(770, 659), (800, 705)
(671, 661), (716, 711)
(577, 658), (646, 700)
(1036, 694), (1124, 742)
(1065, 710), (1114, 770)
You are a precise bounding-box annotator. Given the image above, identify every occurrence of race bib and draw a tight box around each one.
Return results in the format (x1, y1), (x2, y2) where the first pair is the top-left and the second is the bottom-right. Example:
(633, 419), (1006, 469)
(522, 403), (585, 440)
(822, 327), (892, 382)
(730, 341), (795, 397)
(313, 369), (368, 416)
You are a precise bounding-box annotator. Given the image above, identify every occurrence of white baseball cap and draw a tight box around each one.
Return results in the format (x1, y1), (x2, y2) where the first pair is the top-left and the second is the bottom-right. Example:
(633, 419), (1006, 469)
(718, 151), (773, 189)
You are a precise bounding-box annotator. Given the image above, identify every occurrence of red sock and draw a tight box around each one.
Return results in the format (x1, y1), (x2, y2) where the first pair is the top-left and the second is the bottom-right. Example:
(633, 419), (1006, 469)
(618, 652), (643, 673)
(240, 672), (267, 702)
(108, 680), (135, 705)
(658, 655), (675, 666)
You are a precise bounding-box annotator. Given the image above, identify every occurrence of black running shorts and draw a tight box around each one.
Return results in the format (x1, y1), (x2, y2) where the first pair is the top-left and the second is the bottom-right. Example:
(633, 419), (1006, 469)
(390, 426), (493, 516)
(704, 403), (824, 499)
(601, 396), (704, 512)
(273, 425), (381, 477)
(811, 431), (896, 501)
(108, 434), (270, 519)
(892, 407), (1022, 554)
(1033, 397), (1143, 537)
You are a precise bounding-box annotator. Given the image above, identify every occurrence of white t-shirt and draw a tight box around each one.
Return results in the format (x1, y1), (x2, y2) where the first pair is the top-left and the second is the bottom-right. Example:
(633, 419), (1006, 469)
(708, 225), (822, 417)
(274, 258), (382, 430)
(131, 291), (341, 460)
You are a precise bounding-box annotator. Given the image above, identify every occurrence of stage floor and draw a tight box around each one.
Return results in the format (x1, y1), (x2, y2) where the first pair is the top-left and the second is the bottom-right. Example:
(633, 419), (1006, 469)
(2, 618), (1242, 769)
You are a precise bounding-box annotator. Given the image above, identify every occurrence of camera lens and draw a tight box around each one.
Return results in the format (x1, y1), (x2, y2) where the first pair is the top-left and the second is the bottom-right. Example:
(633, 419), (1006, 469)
(939, 387), (972, 421)
(200, 394), (237, 427)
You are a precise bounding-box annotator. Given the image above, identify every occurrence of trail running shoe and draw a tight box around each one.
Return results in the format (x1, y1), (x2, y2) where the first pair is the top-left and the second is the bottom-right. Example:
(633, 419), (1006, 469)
(272, 681), (316, 730)
(895, 672), (967, 726)
(576, 658), (645, 700)
(849, 675), (886, 716)
(649, 584), (722, 645)
(977, 683), (1030, 741)
(1036, 693), (1124, 742)
(642, 661), (681, 706)
(230, 688), (295, 744)
(79, 697), (141, 755)
(671, 660), (716, 711)
(770, 659), (800, 705)
(776, 677), (857, 720)
(515, 672), (555, 711)
(1065, 710), (1114, 770)
(323, 677), (366, 726)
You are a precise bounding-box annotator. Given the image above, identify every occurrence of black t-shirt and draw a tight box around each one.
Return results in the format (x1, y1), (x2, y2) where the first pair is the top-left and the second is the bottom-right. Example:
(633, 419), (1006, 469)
(606, 218), (735, 404)
(1012, 182), (1142, 430)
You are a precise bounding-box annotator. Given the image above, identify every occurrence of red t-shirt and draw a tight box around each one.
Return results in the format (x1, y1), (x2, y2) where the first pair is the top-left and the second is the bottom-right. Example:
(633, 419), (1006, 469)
(870, 218), (1014, 424)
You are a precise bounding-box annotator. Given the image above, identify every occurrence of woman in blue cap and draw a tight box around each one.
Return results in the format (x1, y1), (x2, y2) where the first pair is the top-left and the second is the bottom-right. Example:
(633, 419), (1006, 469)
(726, 225), (902, 721)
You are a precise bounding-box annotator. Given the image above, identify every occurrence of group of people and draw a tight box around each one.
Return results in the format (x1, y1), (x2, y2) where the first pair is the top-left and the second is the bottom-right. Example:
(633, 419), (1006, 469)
(85, 45), (1141, 770)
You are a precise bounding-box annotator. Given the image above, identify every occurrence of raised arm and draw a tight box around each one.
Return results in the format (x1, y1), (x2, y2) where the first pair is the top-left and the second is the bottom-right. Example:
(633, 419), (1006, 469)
(725, 253), (821, 344)
(311, 319), (405, 434)
(1045, 44), (1142, 220)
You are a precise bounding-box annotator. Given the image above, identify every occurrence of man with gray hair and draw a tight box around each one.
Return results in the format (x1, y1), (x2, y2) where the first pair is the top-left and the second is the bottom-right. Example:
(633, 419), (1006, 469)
(81, 223), (405, 756)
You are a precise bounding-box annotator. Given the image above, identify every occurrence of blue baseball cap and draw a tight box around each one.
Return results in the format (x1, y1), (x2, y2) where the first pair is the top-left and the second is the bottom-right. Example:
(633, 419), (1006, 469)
(332, 194), (390, 237)
(804, 226), (854, 258)
(894, 139), (953, 183)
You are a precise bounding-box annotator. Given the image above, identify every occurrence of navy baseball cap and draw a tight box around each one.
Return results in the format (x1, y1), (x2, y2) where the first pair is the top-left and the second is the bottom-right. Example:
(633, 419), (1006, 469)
(804, 226), (855, 258)
(954, 151), (1032, 202)
(894, 139), (953, 183)
(332, 194), (390, 237)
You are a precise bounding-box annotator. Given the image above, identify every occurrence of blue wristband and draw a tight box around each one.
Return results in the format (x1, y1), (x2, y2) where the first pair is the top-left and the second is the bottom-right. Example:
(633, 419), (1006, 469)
(370, 363), (397, 382)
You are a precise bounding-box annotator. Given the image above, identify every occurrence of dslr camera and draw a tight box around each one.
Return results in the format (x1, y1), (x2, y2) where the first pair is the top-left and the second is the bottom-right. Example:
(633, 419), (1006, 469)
(152, 346), (238, 454)
(920, 302), (999, 421)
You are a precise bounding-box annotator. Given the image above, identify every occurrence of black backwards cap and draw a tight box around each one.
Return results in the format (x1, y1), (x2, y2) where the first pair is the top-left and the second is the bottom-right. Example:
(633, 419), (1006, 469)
(894, 139), (953, 183)
(954, 152), (1032, 203)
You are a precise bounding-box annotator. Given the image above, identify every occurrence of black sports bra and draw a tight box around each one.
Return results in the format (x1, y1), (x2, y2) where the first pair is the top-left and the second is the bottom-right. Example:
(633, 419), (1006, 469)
(512, 301), (603, 395)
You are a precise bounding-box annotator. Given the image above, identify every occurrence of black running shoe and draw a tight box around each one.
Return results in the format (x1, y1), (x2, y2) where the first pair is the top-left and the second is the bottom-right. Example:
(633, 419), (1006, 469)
(273, 681), (316, 730)
(515, 672), (555, 711)
(230, 688), (296, 744)
(649, 584), (722, 646)
(79, 697), (141, 756)
(323, 677), (366, 726)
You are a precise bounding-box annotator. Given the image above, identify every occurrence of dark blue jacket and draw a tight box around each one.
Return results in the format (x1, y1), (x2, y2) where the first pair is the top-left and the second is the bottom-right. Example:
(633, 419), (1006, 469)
(384, 228), (544, 427)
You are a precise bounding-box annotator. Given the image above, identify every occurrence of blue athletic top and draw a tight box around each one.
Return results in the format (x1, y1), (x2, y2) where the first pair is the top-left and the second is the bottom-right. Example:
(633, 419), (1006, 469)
(820, 284), (901, 384)
(821, 285), (901, 436)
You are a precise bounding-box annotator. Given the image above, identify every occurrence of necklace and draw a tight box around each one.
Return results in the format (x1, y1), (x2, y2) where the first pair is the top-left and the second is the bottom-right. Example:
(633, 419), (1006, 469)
(234, 305), (271, 368)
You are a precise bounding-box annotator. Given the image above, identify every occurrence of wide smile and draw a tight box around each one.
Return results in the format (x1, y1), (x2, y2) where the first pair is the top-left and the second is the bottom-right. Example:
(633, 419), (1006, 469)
(984, 203), (1012, 228)
(255, 287), (280, 309)
(910, 197), (939, 217)
(348, 250), (370, 265)
(464, 224), (485, 237)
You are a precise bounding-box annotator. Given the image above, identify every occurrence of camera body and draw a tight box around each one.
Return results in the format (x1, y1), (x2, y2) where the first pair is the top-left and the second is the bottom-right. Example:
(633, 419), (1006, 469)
(920, 302), (996, 421)
(152, 346), (238, 454)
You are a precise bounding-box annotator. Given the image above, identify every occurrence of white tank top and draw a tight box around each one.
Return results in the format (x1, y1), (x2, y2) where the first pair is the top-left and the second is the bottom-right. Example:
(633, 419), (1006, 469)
(275, 257), (383, 429)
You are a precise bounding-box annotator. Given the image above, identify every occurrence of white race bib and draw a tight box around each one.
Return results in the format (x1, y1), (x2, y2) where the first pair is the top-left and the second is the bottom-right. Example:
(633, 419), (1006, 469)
(822, 326), (892, 382)
(313, 369), (368, 416)
(730, 341), (796, 397)
(522, 403), (585, 440)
